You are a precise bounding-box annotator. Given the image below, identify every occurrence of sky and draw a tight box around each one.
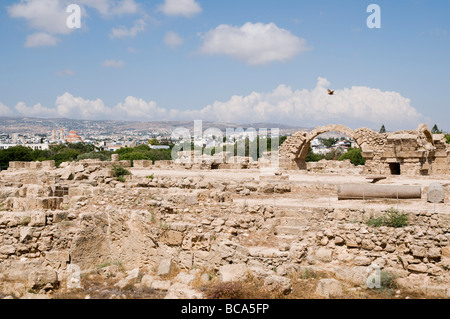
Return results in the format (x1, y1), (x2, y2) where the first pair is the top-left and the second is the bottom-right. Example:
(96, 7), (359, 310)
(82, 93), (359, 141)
(0, 0), (449, 131)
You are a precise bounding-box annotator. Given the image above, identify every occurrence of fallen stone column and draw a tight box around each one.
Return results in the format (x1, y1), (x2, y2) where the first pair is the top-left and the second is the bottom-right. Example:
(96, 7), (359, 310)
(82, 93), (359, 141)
(338, 184), (422, 200)
(427, 183), (445, 203)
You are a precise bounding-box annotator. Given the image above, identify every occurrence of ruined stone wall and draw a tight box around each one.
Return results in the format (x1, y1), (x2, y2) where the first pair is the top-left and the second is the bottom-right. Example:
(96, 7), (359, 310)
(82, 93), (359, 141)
(1, 201), (449, 297)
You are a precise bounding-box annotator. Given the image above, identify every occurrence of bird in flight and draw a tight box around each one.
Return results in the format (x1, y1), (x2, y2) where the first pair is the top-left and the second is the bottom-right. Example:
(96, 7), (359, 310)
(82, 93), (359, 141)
(328, 89), (335, 96)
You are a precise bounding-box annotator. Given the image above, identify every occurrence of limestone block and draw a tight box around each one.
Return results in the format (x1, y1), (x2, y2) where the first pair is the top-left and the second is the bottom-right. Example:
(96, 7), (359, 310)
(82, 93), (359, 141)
(316, 279), (343, 298)
(115, 268), (140, 289)
(407, 263), (428, 273)
(164, 282), (203, 299)
(219, 263), (248, 282)
(0, 245), (16, 255)
(263, 275), (292, 295)
(29, 212), (46, 227)
(353, 256), (372, 266)
(29, 268), (58, 290)
(315, 248), (333, 263)
(161, 230), (184, 246)
(157, 259), (174, 276)
(151, 280), (171, 291)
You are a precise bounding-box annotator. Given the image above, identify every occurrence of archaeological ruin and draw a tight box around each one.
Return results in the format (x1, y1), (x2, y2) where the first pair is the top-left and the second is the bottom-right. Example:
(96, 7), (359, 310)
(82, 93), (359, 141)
(279, 124), (450, 176)
(0, 123), (449, 300)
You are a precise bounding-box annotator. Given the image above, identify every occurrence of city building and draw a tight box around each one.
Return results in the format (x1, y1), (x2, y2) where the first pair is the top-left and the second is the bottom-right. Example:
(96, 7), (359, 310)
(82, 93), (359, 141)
(65, 130), (84, 143)
(0, 144), (50, 151)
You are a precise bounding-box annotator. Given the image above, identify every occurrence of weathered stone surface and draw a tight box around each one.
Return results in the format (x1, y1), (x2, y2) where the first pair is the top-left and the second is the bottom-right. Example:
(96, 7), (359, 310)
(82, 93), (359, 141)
(354, 256), (372, 266)
(151, 280), (172, 291)
(219, 264), (248, 282)
(410, 245), (427, 258)
(0, 245), (16, 255)
(30, 268), (58, 290)
(263, 275), (292, 295)
(407, 264), (428, 273)
(1, 150), (450, 299)
(115, 268), (140, 289)
(157, 259), (174, 277)
(427, 183), (445, 203)
(315, 248), (333, 263)
(164, 282), (202, 299)
(316, 279), (343, 298)
(442, 247), (450, 258)
(29, 212), (46, 227)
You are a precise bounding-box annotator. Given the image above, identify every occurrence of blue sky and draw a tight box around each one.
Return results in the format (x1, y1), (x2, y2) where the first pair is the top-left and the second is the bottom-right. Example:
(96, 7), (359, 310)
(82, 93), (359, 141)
(0, 0), (449, 131)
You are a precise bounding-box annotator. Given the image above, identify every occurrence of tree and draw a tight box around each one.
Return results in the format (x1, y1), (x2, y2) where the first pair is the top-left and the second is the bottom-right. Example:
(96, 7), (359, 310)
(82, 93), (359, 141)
(305, 147), (322, 162)
(379, 125), (386, 133)
(431, 124), (442, 134)
(0, 146), (33, 170)
(321, 138), (338, 148)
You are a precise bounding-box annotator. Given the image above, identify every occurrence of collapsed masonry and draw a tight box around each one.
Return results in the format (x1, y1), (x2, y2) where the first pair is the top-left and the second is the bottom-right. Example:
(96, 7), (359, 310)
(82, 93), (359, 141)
(0, 158), (449, 299)
(279, 124), (450, 176)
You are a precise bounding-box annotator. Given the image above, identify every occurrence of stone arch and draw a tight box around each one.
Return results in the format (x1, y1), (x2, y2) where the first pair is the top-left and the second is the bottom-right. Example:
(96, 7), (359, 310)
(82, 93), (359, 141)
(416, 124), (434, 147)
(297, 124), (361, 163)
(279, 124), (380, 170)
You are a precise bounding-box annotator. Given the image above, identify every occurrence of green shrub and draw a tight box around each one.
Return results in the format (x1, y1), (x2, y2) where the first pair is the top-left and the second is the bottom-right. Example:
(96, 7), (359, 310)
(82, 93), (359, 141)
(366, 216), (384, 227)
(77, 151), (111, 161)
(384, 208), (408, 228)
(379, 270), (398, 290)
(111, 166), (131, 181)
(339, 148), (366, 166)
(366, 208), (408, 228)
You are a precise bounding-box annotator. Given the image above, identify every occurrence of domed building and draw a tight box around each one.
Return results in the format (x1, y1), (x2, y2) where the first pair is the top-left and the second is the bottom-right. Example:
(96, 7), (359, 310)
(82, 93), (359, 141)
(65, 130), (84, 143)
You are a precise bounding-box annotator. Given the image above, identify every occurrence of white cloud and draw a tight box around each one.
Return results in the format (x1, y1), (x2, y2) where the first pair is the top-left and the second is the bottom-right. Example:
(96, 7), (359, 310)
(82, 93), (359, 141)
(55, 92), (113, 119)
(110, 19), (146, 39)
(8, 0), (72, 35)
(8, 0), (140, 47)
(190, 77), (423, 127)
(158, 0), (202, 18)
(163, 31), (184, 48)
(198, 22), (310, 65)
(24, 32), (59, 48)
(114, 96), (171, 120)
(55, 69), (76, 77)
(55, 93), (171, 121)
(76, 0), (138, 16)
(14, 102), (57, 118)
(6, 78), (424, 128)
(102, 59), (125, 68)
(0, 103), (15, 117)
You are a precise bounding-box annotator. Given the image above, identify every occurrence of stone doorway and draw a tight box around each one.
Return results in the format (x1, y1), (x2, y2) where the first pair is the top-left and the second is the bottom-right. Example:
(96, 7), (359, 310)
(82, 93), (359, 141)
(389, 163), (401, 175)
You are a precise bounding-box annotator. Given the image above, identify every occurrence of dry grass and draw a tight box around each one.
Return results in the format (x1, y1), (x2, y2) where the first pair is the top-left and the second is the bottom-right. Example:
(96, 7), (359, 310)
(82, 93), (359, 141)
(200, 274), (285, 300)
(53, 274), (165, 300)
(194, 267), (431, 300)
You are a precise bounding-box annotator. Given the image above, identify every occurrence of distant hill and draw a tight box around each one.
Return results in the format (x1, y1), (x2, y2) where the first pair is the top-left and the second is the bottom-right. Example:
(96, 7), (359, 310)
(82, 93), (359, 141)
(0, 117), (309, 136)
